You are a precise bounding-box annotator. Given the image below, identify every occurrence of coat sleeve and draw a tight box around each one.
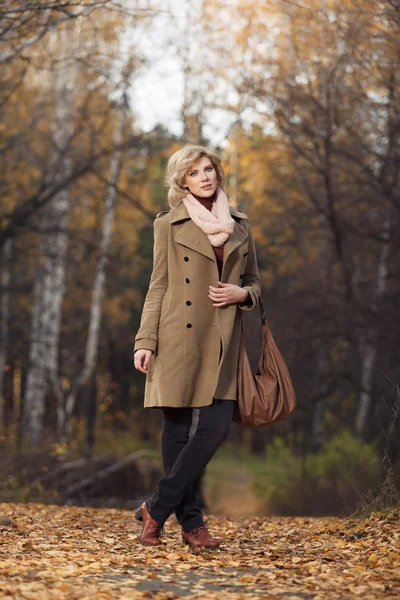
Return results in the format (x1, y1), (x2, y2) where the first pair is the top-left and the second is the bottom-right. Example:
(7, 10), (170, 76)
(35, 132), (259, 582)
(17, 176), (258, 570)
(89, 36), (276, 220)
(238, 219), (261, 311)
(133, 215), (169, 353)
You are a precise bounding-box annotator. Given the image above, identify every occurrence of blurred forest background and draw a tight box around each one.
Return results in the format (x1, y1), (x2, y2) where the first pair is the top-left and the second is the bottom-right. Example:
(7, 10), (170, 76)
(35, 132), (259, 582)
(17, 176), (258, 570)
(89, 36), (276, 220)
(0, 0), (399, 517)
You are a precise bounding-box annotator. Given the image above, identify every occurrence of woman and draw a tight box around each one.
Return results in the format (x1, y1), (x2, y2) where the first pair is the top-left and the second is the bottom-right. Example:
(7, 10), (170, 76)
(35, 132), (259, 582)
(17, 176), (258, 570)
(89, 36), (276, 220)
(133, 144), (261, 548)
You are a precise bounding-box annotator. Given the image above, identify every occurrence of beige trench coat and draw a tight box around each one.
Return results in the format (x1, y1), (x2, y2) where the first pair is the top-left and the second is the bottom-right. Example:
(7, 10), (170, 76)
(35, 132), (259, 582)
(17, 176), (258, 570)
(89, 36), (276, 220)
(133, 201), (261, 408)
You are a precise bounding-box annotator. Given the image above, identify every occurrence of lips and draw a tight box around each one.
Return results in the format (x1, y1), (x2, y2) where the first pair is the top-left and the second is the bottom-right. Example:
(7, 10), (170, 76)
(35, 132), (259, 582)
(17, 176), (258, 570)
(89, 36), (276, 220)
(202, 184), (212, 189)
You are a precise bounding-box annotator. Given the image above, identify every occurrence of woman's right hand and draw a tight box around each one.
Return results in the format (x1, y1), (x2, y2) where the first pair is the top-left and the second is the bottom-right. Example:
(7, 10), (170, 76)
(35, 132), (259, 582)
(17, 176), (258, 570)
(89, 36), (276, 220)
(134, 349), (153, 374)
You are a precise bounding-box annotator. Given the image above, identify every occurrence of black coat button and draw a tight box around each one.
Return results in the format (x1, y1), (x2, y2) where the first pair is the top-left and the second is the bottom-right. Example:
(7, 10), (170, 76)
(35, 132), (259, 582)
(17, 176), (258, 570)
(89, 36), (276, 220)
(184, 256), (189, 262)
(244, 252), (248, 256)
(239, 274), (244, 279)
(186, 323), (192, 328)
(185, 277), (190, 283)
(186, 301), (192, 306)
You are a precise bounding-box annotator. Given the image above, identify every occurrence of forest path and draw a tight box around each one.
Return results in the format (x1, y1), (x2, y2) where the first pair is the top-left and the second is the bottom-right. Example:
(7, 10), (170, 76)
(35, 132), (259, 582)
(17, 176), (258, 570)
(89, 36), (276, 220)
(1, 502), (398, 599)
(203, 451), (263, 518)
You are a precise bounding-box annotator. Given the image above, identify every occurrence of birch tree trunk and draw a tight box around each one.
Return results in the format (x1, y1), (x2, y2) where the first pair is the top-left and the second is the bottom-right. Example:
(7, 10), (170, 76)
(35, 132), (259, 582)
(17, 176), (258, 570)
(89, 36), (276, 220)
(0, 238), (12, 435)
(355, 47), (399, 438)
(23, 23), (79, 445)
(61, 108), (124, 443)
(355, 219), (392, 439)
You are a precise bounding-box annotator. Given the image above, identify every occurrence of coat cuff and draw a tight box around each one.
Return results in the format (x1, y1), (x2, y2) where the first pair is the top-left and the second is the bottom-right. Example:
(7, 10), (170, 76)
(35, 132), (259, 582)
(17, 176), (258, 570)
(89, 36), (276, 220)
(239, 286), (258, 311)
(134, 336), (157, 353)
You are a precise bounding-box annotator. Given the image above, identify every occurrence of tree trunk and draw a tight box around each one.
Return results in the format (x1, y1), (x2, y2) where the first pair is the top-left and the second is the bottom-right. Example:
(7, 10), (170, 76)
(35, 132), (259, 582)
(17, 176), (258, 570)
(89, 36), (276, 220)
(310, 212), (334, 448)
(0, 239), (12, 437)
(355, 225), (391, 439)
(84, 376), (98, 455)
(23, 23), (78, 445)
(62, 109), (124, 442)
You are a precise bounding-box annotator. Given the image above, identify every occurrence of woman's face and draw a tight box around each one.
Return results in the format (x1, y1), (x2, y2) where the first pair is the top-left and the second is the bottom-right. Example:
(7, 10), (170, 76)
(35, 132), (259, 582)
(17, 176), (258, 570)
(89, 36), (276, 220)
(183, 156), (217, 198)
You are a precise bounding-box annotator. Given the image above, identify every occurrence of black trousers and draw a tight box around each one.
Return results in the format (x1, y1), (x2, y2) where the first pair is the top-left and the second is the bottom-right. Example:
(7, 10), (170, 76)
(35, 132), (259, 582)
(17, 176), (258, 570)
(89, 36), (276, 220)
(147, 398), (235, 532)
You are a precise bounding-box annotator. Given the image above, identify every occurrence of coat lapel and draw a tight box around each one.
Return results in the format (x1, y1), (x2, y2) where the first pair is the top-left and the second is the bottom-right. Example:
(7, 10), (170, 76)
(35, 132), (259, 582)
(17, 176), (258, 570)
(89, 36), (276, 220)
(170, 201), (248, 272)
(173, 219), (217, 262)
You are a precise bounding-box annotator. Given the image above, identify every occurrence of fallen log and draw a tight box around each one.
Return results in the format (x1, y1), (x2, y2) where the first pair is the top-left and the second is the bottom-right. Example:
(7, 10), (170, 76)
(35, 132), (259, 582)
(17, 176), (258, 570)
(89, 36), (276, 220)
(1, 450), (162, 509)
(62, 450), (160, 505)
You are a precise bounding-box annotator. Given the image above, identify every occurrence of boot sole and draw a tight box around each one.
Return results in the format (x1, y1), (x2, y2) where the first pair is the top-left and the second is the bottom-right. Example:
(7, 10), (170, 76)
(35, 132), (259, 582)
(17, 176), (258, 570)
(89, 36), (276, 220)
(139, 538), (162, 546)
(182, 537), (220, 549)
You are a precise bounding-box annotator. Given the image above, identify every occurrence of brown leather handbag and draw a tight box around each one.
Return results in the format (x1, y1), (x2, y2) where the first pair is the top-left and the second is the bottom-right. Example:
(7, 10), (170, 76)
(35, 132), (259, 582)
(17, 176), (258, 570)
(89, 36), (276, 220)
(232, 299), (297, 427)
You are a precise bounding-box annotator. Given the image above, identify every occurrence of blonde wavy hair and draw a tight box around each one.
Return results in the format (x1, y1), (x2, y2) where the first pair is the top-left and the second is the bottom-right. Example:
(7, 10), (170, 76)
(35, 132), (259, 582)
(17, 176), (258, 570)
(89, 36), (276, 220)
(166, 144), (225, 207)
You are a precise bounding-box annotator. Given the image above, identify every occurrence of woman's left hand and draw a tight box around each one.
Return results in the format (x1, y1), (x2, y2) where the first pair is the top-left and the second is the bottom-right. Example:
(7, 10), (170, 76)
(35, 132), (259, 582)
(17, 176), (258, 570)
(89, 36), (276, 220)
(208, 282), (249, 307)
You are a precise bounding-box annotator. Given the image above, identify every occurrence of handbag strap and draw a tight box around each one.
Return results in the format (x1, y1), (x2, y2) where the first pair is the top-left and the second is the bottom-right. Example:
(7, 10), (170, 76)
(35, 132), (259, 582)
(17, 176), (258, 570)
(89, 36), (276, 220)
(259, 298), (267, 324)
(240, 296), (267, 325)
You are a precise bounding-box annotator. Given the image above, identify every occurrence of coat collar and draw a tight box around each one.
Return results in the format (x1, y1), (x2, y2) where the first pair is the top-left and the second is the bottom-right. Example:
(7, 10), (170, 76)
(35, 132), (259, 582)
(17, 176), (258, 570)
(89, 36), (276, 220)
(170, 201), (249, 278)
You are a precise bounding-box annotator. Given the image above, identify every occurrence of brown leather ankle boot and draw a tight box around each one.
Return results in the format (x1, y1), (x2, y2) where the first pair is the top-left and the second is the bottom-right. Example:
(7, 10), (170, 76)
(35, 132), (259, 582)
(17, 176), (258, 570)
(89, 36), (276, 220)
(181, 525), (220, 548)
(138, 502), (165, 546)
(135, 496), (157, 522)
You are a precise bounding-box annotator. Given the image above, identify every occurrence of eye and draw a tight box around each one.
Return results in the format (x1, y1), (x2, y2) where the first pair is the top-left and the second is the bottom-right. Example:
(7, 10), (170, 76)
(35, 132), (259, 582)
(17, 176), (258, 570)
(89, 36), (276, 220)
(189, 171), (197, 177)
(206, 166), (213, 171)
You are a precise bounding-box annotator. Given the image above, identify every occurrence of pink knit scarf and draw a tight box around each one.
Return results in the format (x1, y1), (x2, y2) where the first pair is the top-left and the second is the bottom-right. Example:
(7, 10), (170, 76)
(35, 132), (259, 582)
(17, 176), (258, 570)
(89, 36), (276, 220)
(182, 187), (235, 247)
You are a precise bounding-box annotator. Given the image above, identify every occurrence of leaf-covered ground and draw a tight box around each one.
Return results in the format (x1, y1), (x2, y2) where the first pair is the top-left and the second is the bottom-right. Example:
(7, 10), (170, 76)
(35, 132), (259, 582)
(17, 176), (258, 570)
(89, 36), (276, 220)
(0, 502), (399, 599)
